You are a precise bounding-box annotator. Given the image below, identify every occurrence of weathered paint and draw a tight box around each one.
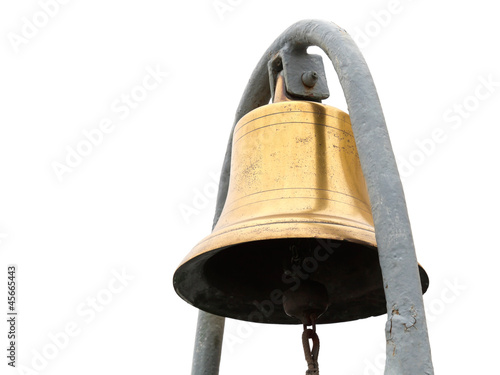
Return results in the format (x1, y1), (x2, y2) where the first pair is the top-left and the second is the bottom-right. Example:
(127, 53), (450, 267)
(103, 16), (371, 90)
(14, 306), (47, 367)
(195, 19), (433, 375)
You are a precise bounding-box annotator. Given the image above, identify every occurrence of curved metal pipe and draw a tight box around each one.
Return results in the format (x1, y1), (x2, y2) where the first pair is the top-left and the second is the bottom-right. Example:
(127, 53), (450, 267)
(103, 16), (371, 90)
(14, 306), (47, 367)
(204, 19), (433, 374)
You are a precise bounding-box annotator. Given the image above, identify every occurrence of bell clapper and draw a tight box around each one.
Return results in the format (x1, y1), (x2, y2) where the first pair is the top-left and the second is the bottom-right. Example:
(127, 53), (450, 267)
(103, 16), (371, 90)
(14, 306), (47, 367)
(282, 244), (330, 325)
(282, 244), (328, 374)
(283, 284), (325, 375)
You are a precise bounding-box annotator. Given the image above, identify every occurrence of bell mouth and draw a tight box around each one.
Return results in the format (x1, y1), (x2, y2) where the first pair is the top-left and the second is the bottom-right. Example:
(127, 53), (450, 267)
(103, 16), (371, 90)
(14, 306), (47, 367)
(173, 237), (429, 324)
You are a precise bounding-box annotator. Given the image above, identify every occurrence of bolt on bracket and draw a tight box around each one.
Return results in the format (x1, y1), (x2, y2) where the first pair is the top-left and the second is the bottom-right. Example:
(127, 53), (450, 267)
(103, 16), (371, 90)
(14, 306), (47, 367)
(268, 46), (330, 102)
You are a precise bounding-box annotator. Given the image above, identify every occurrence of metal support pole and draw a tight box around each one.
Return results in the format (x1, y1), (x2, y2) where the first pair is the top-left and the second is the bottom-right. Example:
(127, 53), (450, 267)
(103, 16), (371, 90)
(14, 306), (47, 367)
(194, 19), (434, 374)
(190, 197), (227, 375)
(191, 311), (225, 375)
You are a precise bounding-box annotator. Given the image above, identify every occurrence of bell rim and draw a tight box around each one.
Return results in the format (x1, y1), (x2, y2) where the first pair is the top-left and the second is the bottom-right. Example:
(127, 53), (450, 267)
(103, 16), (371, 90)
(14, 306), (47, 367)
(173, 234), (429, 325)
(177, 218), (377, 270)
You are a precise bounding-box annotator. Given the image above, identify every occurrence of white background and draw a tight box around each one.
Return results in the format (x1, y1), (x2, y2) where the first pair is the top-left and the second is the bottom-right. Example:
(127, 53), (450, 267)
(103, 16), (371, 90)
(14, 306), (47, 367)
(1, 0), (499, 374)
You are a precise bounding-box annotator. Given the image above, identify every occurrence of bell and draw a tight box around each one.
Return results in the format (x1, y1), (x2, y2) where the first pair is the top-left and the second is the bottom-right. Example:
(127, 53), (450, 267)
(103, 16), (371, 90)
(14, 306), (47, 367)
(173, 100), (428, 324)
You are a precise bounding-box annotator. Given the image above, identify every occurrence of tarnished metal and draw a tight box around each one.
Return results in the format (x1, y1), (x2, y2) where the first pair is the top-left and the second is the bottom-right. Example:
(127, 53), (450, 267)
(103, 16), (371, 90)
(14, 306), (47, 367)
(208, 19), (434, 374)
(302, 322), (320, 375)
(302, 71), (319, 88)
(273, 72), (293, 103)
(183, 19), (434, 375)
(173, 101), (429, 324)
(283, 279), (329, 326)
(268, 47), (329, 102)
(186, 101), (376, 254)
(191, 311), (224, 375)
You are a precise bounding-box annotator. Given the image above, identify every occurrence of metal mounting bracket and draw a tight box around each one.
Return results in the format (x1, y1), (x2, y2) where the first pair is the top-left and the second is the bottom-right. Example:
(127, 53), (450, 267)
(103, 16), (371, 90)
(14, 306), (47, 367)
(268, 46), (330, 102)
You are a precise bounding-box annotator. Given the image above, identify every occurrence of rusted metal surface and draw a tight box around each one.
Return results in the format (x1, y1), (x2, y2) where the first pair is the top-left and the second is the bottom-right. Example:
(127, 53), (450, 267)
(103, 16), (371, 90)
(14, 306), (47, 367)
(272, 73), (293, 102)
(283, 279), (329, 326)
(302, 322), (320, 375)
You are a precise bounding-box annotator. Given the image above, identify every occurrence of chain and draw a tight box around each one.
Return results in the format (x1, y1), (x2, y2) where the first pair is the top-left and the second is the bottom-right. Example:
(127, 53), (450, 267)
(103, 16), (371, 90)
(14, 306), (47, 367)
(302, 321), (320, 375)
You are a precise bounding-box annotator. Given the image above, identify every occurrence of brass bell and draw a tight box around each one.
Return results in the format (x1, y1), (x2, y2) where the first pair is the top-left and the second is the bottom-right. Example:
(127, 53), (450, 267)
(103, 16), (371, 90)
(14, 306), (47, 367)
(173, 100), (428, 324)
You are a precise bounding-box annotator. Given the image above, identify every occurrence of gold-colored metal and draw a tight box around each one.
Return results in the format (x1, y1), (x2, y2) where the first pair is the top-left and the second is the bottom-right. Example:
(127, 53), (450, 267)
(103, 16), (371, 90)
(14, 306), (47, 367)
(173, 101), (428, 324)
(186, 101), (375, 259)
(273, 72), (293, 102)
